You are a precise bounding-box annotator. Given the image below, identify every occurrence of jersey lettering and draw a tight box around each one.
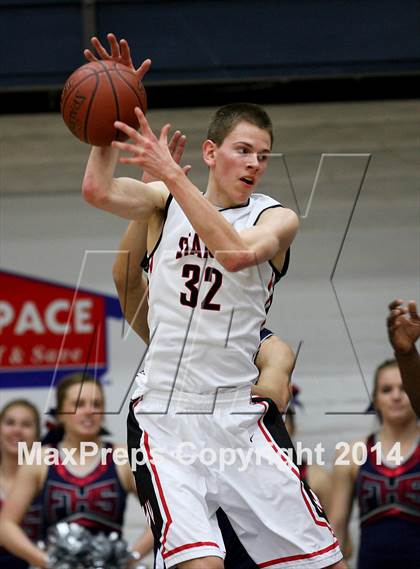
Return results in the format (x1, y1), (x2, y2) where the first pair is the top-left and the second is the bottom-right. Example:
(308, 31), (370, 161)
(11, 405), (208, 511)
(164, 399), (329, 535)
(47, 480), (120, 524)
(175, 232), (214, 260)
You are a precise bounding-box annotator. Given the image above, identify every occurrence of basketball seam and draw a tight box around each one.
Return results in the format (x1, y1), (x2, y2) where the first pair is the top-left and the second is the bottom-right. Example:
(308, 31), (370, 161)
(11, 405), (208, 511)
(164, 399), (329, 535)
(84, 73), (99, 143)
(114, 66), (147, 113)
(61, 65), (103, 111)
(97, 60), (121, 142)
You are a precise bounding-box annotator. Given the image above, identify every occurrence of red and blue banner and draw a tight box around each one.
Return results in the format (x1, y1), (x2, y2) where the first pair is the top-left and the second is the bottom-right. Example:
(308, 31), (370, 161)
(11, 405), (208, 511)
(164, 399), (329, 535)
(0, 270), (122, 389)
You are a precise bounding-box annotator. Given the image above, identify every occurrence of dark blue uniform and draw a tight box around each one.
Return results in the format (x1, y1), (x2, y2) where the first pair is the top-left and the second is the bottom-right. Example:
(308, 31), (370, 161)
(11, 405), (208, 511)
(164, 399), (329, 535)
(356, 434), (420, 569)
(39, 442), (127, 536)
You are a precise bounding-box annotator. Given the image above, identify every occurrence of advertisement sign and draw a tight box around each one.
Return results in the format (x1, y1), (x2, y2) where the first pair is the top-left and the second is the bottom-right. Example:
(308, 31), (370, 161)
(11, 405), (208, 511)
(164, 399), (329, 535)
(0, 270), (122, 388)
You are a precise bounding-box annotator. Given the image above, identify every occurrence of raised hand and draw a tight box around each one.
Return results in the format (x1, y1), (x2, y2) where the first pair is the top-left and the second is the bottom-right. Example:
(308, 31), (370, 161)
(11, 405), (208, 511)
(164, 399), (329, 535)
(141, 129), (191, 183)
(112, 107), (184, 183)
(387, 299), (420, 355)
(84, 32), (151, 82)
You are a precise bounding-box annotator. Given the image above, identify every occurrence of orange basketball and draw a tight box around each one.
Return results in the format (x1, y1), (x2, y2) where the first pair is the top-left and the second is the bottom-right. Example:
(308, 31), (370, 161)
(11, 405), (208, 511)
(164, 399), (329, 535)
(60, 60), (147, 146)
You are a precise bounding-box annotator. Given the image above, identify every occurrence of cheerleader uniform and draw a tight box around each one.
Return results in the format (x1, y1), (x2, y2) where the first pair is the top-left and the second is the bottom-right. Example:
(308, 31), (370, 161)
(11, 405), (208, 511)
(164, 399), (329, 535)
(39, 442), (127, 536)
(356, 434), (420, 569)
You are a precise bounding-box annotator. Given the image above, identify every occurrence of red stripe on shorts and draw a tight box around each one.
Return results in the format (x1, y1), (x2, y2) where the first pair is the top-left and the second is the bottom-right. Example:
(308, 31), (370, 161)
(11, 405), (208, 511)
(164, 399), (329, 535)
(258, 539), (340, 567)
(299, 483), (331, 528)
(163, 541), (220, 559)
(255, 400), (332, 529)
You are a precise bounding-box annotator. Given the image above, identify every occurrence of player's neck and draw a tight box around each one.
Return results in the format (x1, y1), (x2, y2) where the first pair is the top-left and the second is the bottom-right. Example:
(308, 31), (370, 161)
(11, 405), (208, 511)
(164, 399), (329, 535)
(204, 182), (249, 209)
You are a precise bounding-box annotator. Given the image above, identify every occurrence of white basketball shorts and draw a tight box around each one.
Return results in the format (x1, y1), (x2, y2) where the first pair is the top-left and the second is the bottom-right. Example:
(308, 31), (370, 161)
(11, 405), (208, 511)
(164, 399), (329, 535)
(127, 387), (342, 568)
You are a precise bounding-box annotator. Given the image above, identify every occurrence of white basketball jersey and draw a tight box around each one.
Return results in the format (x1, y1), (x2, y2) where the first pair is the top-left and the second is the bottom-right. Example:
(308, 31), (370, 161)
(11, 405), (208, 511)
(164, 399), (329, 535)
(136, 193), (288, 396)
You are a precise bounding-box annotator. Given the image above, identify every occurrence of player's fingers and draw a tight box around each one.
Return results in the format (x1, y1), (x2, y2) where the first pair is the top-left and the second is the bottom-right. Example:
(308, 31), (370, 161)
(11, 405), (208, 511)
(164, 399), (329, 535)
(160, 123), (172, 145)
(168, 131), (182, 157)
(111, 140), (140, 155)
(84, 49), (97, 62)
(134, 107), (154, 136)
(119, 39), (132, 66)
(388, 299), (404, 310)
(107, 33), (121, 59)
(114, 120), (143, 142)
(90, 36), (111, 59)
(386, 308), (405, 326)
(386, 313), (397, 327)
(119, 156), (144, 165)
(173, 134), (187, 164)
(182, 165), (192, 176)
(408, 300), (419, 321)
(136, 59), (152, 81)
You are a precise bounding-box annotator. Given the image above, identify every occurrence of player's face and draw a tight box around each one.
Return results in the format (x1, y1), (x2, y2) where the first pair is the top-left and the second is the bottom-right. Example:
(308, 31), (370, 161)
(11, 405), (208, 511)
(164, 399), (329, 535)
(0, 405), (38, 456)
(374, 366), (416, 424)
(58, 382), (104, 441)
(211, 121), (271, 202)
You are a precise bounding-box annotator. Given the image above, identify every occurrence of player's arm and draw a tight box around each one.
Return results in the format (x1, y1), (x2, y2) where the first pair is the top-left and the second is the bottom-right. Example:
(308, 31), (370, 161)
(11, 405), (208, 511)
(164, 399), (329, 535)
(112, 220), (150, 344)
(0, 462), (48, 568)
(113, 109), (298, 272)
(329, 441), (359, 555)
(82, 146), (169, 220)
(252, 335), (295, 411)
(81, 33), (169, 221)
(387, 299), (420, 415)
(153, 160), (298, 272)
(161, 170), (299, 272)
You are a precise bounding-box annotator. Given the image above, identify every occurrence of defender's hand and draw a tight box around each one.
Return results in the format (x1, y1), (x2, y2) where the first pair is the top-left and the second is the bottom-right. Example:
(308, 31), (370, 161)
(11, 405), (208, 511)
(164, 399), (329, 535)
(387, 299), (420, 355)
(141, 129), (191, 184)
(113, 108), (183, 183)
(84, 32), (151, 81)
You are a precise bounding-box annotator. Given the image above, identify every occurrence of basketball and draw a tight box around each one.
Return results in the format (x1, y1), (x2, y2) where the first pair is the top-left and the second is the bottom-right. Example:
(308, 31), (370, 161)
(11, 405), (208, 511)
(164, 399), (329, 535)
(60, 60), (147, 146)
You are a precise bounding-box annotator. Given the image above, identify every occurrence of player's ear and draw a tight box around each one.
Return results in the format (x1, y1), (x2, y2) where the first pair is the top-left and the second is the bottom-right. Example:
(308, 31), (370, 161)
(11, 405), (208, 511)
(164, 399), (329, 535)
(202, 139), (217, 167)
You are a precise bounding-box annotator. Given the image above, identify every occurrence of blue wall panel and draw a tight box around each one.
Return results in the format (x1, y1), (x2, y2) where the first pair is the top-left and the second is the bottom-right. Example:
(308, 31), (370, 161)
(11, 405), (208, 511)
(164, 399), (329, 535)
(1, 0), (419, 89)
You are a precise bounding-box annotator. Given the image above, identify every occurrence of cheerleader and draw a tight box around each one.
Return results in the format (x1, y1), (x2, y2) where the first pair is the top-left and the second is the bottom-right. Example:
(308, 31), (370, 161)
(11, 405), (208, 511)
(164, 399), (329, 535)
(330, 359), (419, 568)
(0, 400), (41, 569)
(0, 374), (153, 568)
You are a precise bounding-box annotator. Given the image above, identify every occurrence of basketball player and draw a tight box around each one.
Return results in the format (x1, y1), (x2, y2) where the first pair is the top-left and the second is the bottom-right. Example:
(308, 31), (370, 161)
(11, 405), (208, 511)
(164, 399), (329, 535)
(82, 32), (344, 569)
(387, 299), (420, 415)
(112, 130), (295, 569)
(113, 218), (295, 569)
(112, 128), (292, 415)
(113, 215), (338, 569)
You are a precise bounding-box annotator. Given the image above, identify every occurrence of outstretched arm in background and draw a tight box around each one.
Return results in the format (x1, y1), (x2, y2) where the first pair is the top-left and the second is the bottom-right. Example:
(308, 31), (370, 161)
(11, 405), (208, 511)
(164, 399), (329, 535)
(113, 220), (150, 344)
(387, 299), (420, 415)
